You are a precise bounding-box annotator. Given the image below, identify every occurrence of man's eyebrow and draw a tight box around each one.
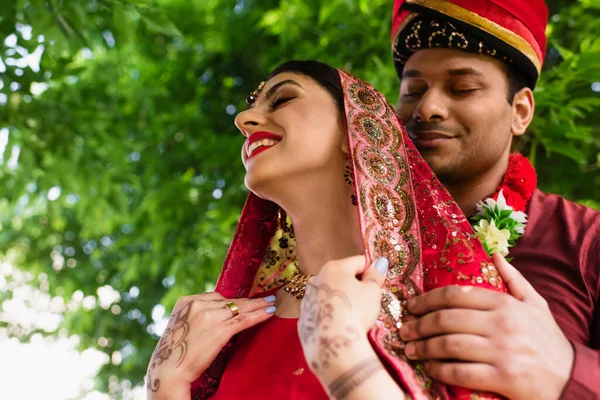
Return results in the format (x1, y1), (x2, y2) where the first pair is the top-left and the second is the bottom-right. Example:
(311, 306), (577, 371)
(447, 67), (484, 77)
(250, 80), (302, 108)
(401, 67), (484, 80)
(402, 69), (421, 79)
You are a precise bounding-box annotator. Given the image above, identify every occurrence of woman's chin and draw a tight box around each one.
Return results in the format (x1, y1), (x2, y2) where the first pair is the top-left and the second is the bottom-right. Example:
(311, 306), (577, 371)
(244, 174), (279, 201)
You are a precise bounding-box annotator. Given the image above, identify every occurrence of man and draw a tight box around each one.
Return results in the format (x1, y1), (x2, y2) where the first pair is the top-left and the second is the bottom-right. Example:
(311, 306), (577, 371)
(390, 1), (600, 399)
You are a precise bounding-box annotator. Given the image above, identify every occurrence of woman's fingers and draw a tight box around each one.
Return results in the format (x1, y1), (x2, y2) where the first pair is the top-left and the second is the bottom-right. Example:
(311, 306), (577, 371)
(321, 255), (367, 277)
(218, 304), (277, 338)
(175, 305), (275, 383)
(181, 291), (225, 303)
(361, 257), (388, 288)
(210, 295), (277, 321)
(188, 295), (276, 325)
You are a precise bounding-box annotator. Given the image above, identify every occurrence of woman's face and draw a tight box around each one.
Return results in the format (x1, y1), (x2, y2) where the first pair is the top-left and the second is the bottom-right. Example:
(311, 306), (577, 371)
(235, 72), (344, 198)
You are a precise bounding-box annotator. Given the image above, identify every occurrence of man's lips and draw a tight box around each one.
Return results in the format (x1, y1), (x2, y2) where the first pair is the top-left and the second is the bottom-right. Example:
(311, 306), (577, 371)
(409, 130), (456, 149)
(245, 131), (282, 160)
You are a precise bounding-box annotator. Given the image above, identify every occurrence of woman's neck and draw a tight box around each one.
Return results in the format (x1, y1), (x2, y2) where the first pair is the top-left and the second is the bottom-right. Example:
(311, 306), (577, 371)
(278, 175), (364, 276)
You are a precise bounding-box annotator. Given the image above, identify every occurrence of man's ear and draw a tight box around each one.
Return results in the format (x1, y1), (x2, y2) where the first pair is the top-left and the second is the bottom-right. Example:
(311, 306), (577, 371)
(511, 87), (535, 137)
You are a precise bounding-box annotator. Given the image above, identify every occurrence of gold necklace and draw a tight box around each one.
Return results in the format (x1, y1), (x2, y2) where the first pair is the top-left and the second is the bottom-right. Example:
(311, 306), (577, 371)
(284, 269), (314, 300)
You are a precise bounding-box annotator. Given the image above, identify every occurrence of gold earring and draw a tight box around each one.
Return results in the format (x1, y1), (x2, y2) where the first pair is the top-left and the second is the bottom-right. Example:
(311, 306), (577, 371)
(344, 158), (357, 206)
(344, 158), (353, 186)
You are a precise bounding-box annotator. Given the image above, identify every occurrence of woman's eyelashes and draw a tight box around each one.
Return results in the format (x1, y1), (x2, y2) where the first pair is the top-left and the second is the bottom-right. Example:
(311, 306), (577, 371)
(268, 95), (294, 110)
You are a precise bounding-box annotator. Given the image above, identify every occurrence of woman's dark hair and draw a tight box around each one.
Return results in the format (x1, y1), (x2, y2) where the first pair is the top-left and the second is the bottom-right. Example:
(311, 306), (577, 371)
(268, 60), (344, 115)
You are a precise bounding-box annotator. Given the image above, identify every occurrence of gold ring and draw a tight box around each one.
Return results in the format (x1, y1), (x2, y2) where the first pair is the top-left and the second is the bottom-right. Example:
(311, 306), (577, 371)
(226, 301), (239, 318)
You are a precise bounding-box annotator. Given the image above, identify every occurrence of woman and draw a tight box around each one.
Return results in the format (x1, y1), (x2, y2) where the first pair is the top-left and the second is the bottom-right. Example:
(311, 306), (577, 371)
(146, 61), (507, 400)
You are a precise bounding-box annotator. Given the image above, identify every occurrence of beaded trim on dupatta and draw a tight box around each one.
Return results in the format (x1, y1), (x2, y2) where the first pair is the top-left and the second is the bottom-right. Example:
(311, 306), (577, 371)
(340, 71), (506, 400)
(191, 70), (507, 400)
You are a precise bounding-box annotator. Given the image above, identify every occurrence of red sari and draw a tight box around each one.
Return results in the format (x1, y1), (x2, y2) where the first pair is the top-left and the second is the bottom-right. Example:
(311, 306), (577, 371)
(211, 315), (328, 400)
(192, 70), (507, 400)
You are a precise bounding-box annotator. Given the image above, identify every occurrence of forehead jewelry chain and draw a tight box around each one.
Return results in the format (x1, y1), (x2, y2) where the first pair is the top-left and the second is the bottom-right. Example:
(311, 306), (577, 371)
(246, 81), (266, 104)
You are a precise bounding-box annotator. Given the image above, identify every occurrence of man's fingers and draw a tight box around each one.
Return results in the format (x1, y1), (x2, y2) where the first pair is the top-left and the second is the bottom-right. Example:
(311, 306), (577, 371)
(408, 285), (504, 315)
(424, 361), (500, 393)
(361, 257), (389, 287)
(404, 334), (494, 363)
(400, 309), (491, 340)
(492, 253), (547, 307)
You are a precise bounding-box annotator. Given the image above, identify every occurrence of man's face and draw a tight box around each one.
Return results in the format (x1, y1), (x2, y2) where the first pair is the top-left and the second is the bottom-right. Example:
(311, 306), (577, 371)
(395, 48), (515, 183)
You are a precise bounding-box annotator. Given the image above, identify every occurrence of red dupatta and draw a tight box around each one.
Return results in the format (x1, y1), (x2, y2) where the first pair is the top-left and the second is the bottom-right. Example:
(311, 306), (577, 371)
(191, 70), (506, 400)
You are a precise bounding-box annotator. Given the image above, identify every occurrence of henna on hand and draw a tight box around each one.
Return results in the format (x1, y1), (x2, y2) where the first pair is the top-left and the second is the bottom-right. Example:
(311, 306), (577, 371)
(327, 357), (383, 400)
(299, 282), (361, 372)
(314, 327), (360, 371)
(146, 301), (192, 392)
(299, 281), (351, 343)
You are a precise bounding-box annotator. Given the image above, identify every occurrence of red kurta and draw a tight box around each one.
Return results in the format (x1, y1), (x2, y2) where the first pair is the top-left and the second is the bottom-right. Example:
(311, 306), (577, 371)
(510, 189), (600, 399)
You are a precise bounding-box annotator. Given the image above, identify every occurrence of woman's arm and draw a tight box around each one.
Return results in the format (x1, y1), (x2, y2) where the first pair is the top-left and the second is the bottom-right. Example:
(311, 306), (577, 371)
(317, 339), (406, 400)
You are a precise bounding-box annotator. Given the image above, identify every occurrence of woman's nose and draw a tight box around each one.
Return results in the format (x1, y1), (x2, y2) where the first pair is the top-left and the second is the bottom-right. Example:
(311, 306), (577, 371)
(235, 109), (268, 137)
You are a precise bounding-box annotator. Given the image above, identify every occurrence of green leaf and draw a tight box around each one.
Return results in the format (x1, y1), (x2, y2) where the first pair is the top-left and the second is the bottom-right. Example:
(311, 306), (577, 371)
(138, 8), (182, 37)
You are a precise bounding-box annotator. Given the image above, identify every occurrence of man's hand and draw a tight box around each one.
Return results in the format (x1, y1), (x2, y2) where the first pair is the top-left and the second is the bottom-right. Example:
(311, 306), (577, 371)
(399, 253), (574, 400)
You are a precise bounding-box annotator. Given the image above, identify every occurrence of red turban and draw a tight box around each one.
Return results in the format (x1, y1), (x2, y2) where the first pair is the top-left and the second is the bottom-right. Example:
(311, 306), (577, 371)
(392, 0), (549, 88)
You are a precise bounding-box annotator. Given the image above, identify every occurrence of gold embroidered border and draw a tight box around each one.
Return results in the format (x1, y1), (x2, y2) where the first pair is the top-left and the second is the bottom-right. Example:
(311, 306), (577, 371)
(392, 0), (542, 74)
(392, 12), (420, 54)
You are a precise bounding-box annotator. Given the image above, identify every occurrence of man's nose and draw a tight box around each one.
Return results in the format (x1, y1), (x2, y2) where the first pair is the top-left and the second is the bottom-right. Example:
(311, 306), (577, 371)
(413, 90), (448, 122)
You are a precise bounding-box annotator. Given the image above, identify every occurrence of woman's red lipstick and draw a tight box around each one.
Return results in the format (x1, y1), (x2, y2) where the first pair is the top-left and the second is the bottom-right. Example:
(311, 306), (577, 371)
(245, 131), (282, 161)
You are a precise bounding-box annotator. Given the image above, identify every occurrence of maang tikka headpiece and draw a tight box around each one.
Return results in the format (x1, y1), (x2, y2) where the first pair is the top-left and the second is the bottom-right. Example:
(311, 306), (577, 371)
(246, 81), (266, 104)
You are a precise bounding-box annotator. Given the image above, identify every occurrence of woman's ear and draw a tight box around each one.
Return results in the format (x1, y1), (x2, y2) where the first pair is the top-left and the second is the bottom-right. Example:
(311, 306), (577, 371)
(511, 87), (535, 137)
(341, 134), (350, 155)
(338, 112), (349, 154)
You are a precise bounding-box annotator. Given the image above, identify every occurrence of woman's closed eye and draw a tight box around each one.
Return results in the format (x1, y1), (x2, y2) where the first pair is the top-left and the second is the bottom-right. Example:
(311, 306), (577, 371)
(269, 95), (294, 110)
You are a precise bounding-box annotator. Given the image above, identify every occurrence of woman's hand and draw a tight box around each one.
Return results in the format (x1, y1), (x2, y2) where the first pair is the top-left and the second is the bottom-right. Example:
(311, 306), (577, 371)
(299, 256), (406, 400)
(146, 292), (276, 400)
(298, 255), (388, 375)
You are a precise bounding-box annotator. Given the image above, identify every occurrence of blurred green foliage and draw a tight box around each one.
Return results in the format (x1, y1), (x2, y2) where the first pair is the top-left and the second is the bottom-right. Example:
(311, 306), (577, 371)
(0, 0), (598, 396)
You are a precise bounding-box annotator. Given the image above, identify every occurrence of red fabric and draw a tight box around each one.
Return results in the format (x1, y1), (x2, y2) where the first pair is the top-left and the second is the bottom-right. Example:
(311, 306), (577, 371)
(561, 342), (600, 400)
(211, 316), (328, 400)
(217, 194), (280, 300)
(510, 189), (600, 399)
(391, 0), (548, 67)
